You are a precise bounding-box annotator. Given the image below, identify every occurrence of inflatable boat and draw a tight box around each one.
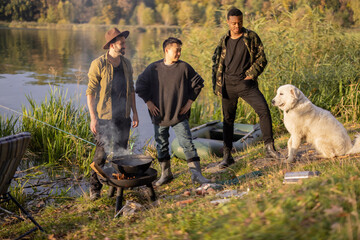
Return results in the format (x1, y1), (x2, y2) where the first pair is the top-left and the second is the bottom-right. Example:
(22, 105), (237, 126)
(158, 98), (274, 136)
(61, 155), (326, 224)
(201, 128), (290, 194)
(171, 120), (262, 160)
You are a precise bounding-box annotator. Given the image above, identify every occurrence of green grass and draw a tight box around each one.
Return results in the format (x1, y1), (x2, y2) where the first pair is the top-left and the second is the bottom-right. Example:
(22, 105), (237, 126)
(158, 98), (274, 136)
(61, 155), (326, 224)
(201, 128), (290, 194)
(0, 85), (141, 176)
(2, 126), (360, 239)
(2, 8), (360, 239)
(8, 86), (95, 175)
(0, 114), (20, 137)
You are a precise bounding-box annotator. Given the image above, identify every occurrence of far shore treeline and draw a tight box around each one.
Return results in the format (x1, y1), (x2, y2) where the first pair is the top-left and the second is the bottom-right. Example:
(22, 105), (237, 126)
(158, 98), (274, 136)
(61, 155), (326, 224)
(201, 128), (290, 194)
(0, 0), (359, 27)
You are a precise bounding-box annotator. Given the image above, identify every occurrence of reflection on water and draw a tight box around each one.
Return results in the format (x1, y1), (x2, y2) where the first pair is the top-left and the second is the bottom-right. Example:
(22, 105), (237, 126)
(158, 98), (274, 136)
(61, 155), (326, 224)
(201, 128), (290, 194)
(1, 26), (182, 197)
(1, 26), (180, 196)
(0, 26), (180, 150)
(0, 27), (179, 84)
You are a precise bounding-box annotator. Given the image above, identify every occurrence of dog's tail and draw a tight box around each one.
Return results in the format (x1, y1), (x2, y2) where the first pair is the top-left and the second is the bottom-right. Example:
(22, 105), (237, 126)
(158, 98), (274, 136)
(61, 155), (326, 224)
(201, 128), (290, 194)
(348, 134), (360, 154)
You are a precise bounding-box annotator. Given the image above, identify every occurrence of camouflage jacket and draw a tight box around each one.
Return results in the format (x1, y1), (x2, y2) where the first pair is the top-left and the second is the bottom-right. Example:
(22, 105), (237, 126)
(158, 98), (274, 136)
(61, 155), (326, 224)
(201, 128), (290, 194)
(212, 27), (267, 96)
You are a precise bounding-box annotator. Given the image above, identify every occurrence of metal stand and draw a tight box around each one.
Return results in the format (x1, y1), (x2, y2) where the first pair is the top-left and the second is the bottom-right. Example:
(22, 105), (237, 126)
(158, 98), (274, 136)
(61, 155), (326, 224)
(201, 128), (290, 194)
(112, 184), (157, 217)
(0, 192), (45, 239)
(108, 186), (116, 197)
(147, 184), (157, 201)
(115, 187), (124, 212)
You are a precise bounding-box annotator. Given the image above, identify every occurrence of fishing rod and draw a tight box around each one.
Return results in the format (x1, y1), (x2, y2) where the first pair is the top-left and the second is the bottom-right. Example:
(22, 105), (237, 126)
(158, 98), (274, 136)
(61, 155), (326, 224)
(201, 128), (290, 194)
(0, 104), (95, 146)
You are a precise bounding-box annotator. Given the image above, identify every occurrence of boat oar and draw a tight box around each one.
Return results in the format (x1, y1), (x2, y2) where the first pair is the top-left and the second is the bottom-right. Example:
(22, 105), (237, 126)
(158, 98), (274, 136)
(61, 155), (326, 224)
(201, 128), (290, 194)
(240, 123), (260, 143)
(191, 120), (220, 132)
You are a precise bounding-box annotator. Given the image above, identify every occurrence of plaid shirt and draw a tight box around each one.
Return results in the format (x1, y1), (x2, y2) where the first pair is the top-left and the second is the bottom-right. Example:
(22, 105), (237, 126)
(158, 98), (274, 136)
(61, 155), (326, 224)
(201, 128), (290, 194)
(212, 27), (267, 96)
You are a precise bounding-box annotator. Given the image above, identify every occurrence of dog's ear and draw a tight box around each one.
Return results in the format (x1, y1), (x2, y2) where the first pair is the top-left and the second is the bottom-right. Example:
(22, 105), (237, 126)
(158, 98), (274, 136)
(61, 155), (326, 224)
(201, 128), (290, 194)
(290, 87), (301, 99)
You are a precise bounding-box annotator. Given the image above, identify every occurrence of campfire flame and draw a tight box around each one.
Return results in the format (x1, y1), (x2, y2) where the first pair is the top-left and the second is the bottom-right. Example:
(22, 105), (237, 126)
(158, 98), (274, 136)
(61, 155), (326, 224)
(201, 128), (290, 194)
(112, 173), (136, 180)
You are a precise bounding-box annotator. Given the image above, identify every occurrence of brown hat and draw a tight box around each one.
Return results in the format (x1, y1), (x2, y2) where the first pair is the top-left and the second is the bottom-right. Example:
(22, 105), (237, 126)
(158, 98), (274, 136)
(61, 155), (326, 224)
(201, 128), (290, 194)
(103, 28), (129, 50)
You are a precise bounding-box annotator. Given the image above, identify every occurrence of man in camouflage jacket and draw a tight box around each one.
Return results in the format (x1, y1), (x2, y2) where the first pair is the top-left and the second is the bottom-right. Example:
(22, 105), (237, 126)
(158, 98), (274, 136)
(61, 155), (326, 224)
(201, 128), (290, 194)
(212, 7), (279, 168)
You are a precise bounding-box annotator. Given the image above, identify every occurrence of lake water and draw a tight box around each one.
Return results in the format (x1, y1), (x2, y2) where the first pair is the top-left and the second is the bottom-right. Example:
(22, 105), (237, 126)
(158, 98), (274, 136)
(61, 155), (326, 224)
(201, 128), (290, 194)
(0, 26), (182, 197)
(0, 26), (180, 153)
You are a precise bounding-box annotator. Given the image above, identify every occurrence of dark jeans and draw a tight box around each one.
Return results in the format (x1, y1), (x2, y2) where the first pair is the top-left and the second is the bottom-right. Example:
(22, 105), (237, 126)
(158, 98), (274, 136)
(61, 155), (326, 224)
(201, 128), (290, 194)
(222, 79), (274, 149)
(90, 117), (131, 192)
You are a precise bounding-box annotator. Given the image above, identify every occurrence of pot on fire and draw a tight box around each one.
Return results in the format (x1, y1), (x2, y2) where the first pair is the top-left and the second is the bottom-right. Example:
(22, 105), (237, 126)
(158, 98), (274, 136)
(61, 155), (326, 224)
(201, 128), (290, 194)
(111, 154), (153, 176)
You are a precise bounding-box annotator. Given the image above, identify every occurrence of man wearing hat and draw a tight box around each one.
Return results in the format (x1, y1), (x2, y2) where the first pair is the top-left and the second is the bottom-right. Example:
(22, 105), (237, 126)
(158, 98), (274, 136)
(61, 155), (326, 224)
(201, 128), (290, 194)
(86, 28), (139, 200)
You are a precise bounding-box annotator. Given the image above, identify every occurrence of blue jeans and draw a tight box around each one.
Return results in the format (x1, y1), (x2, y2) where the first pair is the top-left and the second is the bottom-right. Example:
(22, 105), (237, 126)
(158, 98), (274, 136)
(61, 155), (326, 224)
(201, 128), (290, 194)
(154, 119), (198, 161)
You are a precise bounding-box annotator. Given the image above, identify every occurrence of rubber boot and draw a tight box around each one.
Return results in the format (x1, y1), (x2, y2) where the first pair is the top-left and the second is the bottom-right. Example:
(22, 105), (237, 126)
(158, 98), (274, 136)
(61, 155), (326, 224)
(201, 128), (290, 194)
(265, 142), (280, 159)
(218, 147), (235, 169)
(188, 159), (211, 185)
(155, 160), (174, 186)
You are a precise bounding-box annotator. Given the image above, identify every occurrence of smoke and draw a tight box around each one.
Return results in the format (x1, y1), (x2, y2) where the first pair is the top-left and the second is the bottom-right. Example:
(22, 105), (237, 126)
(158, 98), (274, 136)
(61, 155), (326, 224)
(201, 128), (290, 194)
(112, 148), (132, 158)
(97, 118), (131, 158)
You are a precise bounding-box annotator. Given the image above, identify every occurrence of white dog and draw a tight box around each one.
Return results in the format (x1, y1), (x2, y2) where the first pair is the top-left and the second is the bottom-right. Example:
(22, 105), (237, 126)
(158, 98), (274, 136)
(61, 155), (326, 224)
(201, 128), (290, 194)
(272, 84), (360, 163)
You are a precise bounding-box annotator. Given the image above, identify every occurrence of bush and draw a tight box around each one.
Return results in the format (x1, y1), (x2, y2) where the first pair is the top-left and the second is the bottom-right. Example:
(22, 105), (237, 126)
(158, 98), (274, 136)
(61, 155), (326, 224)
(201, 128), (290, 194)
(137, 2), (155, 26)
(146, 8), (360, 130)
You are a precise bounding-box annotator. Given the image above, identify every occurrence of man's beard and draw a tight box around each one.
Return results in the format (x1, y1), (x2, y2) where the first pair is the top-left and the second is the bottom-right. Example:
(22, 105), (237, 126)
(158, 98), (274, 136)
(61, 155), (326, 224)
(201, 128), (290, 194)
(115, 46), (125, 55)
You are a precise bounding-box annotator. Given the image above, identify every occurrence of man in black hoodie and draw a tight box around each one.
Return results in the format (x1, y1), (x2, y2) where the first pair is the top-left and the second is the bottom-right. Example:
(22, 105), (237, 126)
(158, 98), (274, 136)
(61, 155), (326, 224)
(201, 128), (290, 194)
(136, 37), (210, 186)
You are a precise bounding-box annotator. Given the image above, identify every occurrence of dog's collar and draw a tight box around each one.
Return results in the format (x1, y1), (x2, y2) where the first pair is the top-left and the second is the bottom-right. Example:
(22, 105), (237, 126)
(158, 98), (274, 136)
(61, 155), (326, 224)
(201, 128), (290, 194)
(285, 107), (292, 114)
(285, 105), (296, 114)
(285, 99), (301, 113)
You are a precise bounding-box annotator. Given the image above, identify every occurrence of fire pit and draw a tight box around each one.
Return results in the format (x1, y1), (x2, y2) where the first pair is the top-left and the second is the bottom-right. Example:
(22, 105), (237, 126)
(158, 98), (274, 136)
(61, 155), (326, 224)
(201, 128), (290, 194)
(105, 168), (157, 215)
(111, 154), (153, 177)
(90, 156), (157, 217)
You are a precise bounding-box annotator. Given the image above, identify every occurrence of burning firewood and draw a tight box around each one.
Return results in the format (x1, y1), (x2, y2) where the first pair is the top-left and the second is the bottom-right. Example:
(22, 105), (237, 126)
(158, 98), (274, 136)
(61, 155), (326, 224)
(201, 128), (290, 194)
(112, 173), (125, 180)
(112, 173), (138, 180)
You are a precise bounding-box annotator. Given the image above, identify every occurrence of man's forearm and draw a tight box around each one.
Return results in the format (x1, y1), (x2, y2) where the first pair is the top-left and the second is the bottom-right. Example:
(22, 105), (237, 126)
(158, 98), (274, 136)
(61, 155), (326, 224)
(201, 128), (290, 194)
(131, 92), (138, 114)
(86, 94), (97, 120)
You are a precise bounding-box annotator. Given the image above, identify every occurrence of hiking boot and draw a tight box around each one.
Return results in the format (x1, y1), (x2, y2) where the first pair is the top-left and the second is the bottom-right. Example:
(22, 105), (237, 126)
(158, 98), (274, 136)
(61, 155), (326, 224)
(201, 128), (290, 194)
(218, 147), (235, 169)
(90, 189), (100, 201)
(155, 160), (174, 186)
(265, 142), (280, 159)
(188, 159), (211, 185)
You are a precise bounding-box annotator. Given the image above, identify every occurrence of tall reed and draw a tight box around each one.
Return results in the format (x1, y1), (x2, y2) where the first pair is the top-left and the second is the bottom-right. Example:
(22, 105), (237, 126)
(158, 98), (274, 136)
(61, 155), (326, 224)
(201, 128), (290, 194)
(0, 115), (19, 137)
(2, 86), (140, 175)
(150, 6), (360, 132)
(261, 6), (360, 128)
(21, 86), (94, 174)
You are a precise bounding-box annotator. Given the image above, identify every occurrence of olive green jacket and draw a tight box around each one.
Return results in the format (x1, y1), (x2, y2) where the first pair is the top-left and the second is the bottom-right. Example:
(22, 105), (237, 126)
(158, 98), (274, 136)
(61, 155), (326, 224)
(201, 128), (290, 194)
(212, 27), (267, 96)
(86, 53), (134, 120)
